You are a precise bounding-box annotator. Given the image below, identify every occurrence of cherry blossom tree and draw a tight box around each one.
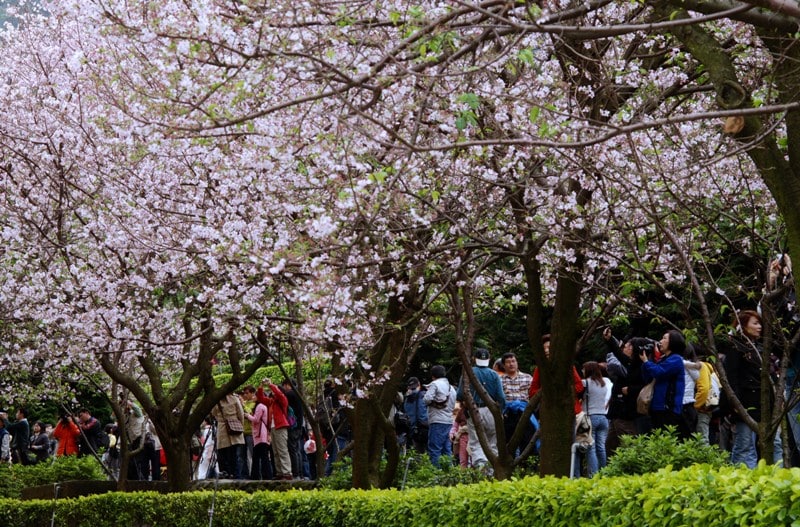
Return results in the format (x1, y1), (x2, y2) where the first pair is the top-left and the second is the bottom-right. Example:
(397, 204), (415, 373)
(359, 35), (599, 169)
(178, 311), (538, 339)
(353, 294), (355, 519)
(0, 1), (363, 490)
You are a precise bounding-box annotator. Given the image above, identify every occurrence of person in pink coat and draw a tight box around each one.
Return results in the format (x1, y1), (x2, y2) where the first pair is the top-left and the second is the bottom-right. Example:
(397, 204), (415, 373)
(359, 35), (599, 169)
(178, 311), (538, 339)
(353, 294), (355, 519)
(449, 403), (469, 468)
(244, 398), (273, 479)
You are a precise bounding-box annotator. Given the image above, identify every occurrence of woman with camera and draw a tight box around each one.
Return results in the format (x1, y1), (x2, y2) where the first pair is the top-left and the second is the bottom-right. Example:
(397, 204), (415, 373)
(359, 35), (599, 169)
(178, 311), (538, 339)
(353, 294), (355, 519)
(53, 414), (80, 457)
(603, 330), (652, 452)
(640, 330), (687, 436)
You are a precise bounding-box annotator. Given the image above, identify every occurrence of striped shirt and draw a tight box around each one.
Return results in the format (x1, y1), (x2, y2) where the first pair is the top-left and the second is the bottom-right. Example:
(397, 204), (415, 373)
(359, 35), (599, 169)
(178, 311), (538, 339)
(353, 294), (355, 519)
(502, 372), (533, 401)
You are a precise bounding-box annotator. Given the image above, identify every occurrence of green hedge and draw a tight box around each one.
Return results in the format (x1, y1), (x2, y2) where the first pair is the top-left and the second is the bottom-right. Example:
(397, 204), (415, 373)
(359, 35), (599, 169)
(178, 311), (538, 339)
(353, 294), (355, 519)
(0, 456), (107, 499)
(212, 359), (331, 395)
(3, 462), (800, 526)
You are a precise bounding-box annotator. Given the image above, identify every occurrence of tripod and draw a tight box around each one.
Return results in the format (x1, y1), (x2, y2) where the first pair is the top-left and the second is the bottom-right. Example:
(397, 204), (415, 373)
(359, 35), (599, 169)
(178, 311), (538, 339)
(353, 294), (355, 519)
(193, 422), (218, 480)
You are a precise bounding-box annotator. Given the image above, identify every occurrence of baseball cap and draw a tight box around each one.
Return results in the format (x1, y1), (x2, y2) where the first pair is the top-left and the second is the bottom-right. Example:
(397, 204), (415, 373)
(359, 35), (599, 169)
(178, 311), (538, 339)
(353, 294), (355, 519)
(474, 348), (490, 367)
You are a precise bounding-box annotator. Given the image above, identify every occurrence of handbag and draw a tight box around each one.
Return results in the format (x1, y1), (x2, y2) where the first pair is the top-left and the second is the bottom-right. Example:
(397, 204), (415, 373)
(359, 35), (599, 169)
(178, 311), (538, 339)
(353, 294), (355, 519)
(574, 412), (593, 453)
(217, 402), (244, 436)
(226, 418), (244, 435)
(574, 381), (594, 453)
(637, 380), (656, 415)
(705, 364), (721, 408)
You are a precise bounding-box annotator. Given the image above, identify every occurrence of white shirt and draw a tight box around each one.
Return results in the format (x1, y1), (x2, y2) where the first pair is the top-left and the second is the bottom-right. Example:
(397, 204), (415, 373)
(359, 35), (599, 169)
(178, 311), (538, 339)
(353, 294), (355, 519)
(581, 377), (613, 415)
(683, 360), (701, 404)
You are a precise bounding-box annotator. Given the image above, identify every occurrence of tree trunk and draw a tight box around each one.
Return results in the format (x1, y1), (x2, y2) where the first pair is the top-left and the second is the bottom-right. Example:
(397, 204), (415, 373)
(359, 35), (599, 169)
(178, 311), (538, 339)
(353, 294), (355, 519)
(162, 434), (193, 492)
(350, 282), (424, 489)
(535, 270), (584, 477)
(351, 399), (381, 489)
(350, 397), (401, 489)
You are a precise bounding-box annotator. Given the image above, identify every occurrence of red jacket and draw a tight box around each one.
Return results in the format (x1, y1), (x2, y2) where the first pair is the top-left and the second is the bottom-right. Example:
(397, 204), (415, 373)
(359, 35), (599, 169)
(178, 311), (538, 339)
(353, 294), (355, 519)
(53, 420), (80, 456)
(529, 366), (585, 415)
(256, 384), (289, 430)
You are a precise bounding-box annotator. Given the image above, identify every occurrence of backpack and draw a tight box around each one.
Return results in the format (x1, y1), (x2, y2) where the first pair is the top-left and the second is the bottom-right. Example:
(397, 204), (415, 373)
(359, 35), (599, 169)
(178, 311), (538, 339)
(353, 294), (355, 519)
(287, 405), (299, 429)
(97, 429), (110, 451)
(574, 411), (594, 453)
(429, 385), (452, 410)
(315, 395), (337, 440)
(706, 366), (721, 408)
(393, 409), (411, 435)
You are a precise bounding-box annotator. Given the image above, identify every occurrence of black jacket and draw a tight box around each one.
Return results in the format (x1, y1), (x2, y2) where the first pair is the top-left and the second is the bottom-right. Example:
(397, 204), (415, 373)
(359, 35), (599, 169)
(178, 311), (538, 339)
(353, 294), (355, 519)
(722, 336), (764, 421)
(30, 431), (50, 463)
(605, 339), (646, 420)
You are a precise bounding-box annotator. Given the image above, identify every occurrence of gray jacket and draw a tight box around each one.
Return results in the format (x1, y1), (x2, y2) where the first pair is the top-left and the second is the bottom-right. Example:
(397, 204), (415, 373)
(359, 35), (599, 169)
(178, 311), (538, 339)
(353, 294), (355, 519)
(423, 378), (456, 424)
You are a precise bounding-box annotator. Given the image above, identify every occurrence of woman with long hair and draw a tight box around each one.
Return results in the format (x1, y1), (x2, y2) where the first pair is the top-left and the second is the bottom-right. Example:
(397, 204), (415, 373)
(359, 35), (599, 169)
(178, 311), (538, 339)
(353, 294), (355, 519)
(581, 361), (613, 476)
(640, 330), (687, 434)
(723, 310), (782, 467)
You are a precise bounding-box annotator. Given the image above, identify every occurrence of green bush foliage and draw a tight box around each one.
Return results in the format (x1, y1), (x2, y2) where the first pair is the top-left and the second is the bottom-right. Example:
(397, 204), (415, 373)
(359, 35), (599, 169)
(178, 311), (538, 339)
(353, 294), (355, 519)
(600, 427), (731, 477)
(212, 359), (331, 396)
(2, 463), (800, 526)
(320, 453), (488, 490)
(0, 455), (107, 499)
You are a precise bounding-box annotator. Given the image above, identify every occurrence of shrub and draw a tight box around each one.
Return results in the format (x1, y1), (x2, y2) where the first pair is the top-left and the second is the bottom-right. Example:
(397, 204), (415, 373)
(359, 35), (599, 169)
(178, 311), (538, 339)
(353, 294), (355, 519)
(600, 426), (730, 477)
(1, 463), (800, 527)
(320, 452), (488, 490)
(0, 455), (107, 499)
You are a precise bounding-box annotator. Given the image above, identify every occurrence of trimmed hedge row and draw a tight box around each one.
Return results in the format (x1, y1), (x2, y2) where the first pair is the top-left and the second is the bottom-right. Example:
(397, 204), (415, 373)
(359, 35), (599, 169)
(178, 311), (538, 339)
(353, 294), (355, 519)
(212, 358), (331, 391)
(3, 462), (799, 527)
(0, 455), (107, 499)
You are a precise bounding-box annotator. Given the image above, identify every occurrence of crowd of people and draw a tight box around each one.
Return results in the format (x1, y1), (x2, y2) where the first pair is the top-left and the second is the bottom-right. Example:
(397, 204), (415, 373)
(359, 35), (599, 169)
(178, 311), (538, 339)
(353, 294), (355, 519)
(398, 305), (800, 478)
(0, 378), (333, 483)
(0, 407), (118, 469)
(4, 305), (798, 482)
(195, 378), (330, 481)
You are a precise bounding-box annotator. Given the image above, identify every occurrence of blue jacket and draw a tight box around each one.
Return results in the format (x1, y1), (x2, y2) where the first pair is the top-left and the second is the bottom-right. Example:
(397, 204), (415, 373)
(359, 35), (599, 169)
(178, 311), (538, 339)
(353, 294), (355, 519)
(642, 354), (685, 415)
(457, 366), (506, 411)
(403, 390), (428, 427)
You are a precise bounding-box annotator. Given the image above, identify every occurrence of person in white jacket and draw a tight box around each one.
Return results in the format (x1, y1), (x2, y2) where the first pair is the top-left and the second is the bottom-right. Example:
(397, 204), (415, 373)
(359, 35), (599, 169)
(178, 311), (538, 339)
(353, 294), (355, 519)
(581, 361), (613, 477)
(423, 365), (457, 467)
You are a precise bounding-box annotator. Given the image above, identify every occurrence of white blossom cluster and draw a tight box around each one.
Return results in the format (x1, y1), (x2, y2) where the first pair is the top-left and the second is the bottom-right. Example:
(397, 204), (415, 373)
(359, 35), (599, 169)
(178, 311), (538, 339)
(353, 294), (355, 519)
(0, 0), (782, 401)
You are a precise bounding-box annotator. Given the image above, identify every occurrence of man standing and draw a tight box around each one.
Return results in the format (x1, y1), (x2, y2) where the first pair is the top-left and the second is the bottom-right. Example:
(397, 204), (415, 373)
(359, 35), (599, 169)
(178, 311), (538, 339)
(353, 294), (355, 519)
(76, 408), (104, 457)
(211, 391), (247, 479)
(320, 379), (351, 477)
(124, 400), (150, 480)
(281, 379), (305, 479)
(423, 365), (456, 467)
(500, 353), (534, 455)
(404, 377), (428, 453)
(6, 408), (30, 465)
(457, 348), (506, 474)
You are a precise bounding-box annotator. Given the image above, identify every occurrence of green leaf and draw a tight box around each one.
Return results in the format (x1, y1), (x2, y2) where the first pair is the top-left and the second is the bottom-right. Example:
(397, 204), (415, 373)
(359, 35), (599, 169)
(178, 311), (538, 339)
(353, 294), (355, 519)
(518, 48), (535, 65)
(528, 107), (540, 123)
(456, 92), (480, 110)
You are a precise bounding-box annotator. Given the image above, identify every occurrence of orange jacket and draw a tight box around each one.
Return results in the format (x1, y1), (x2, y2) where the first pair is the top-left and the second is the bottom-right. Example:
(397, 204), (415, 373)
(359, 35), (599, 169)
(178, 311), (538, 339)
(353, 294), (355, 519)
(53, 419), (81, 456)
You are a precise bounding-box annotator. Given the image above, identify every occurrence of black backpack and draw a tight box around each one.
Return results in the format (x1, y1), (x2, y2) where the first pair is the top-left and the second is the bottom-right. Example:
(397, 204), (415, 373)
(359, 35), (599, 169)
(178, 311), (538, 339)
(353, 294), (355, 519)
(393, 409), (411, 435)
